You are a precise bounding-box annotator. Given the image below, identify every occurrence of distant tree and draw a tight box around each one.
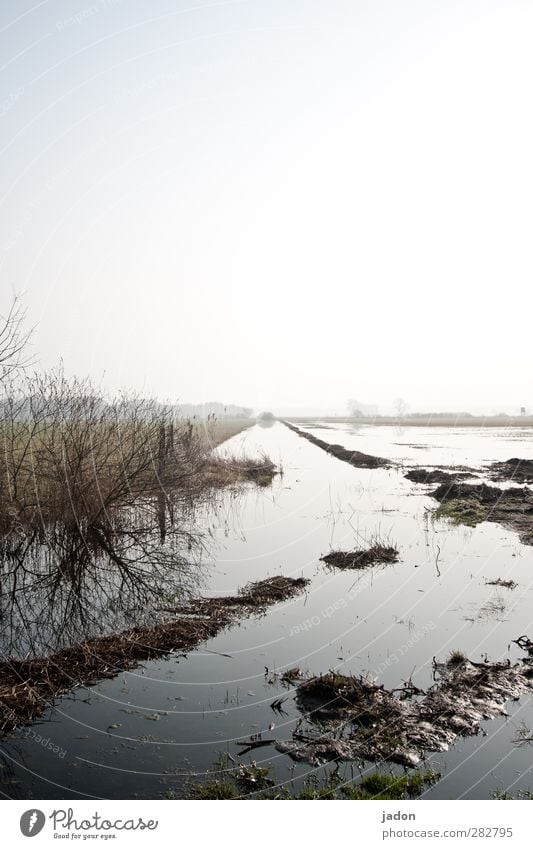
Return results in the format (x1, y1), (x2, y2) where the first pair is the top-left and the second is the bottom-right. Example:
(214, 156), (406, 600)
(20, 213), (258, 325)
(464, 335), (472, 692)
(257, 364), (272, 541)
(347, 399), (364, 417)
(393, 397), (410, 418)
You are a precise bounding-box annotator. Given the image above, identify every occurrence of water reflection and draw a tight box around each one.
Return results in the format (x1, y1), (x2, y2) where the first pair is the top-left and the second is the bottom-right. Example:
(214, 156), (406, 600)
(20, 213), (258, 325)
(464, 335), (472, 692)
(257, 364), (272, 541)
(0, 492), (213, 659)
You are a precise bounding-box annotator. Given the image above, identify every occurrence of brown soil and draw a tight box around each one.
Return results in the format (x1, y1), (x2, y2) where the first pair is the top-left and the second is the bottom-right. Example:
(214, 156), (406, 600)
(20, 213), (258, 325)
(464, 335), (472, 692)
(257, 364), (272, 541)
(489, 458), (533, 484)
(432, 481), (533, 545)
(321, 545), (399, 569)
(283, 422), (391, 469)
(404, 468), (474, 485)
(276, 655), (533, 767)
(0, 575), (308, 736)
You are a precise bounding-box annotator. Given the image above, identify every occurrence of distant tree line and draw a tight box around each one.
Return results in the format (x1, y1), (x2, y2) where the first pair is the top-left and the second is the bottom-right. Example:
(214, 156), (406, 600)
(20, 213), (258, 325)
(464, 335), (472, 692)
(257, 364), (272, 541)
(0, 396), (253, 422)
(178, 401), (253, 419)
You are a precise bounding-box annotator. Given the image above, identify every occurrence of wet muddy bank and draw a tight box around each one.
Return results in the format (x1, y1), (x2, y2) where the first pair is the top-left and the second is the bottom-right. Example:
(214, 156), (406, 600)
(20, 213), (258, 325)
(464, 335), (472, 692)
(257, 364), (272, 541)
(489, 458), (533, 484)
(406, 457), (533, 489)
(431, 481), (533, 544)
(275, 653), (533, 768)
(404, 468), (476, 485)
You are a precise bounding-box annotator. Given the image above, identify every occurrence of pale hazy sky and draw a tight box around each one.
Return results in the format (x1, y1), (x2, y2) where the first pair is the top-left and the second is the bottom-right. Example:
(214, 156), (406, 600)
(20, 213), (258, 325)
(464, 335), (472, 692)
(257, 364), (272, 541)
(1, 0), (532, 414)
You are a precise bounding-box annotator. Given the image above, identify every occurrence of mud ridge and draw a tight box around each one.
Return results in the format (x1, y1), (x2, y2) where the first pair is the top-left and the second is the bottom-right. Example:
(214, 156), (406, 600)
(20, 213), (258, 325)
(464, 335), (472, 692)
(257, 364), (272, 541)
(283, 422), (392, 469)
(404, 468), (475, 485)
(489, 458), (533, 485)
(0, 576), (308, 736)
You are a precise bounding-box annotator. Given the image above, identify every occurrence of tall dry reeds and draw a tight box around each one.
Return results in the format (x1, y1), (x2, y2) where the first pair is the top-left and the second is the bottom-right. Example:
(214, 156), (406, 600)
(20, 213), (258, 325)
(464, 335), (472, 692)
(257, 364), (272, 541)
(0, 368), (273, 538)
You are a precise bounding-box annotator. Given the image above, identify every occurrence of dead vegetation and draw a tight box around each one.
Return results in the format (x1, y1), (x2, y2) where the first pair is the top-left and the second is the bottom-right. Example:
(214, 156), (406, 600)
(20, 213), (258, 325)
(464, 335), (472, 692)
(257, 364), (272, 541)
(0, 370), (274, 539)
(204, 419), (255, 447)
(512, 722), (533, 747)
(485, 578), (517, 590)
(199, 453), (276, 489)
(0, 575), (308, 736)
(275, 651), (533, 767)
(321, 543), (399, 570)
(513, 636), (533, 655)
(447, 649), (467, 665)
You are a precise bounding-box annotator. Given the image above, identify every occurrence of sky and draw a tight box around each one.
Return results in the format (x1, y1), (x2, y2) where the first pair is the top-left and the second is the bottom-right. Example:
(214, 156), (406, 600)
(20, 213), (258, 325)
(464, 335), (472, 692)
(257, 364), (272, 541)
(1, 0), (532, 415)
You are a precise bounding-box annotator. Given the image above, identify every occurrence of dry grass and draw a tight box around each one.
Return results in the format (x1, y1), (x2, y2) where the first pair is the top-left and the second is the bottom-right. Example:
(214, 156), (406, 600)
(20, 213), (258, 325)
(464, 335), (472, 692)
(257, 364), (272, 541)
(200, 453), (276, 489)
(201, 419), (255, 447)
(0, 375), (269, 537)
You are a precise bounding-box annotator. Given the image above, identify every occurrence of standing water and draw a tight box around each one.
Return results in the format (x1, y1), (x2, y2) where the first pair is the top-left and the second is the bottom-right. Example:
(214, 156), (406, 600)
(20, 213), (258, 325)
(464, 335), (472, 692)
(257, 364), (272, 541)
(2, 421), (533, 799)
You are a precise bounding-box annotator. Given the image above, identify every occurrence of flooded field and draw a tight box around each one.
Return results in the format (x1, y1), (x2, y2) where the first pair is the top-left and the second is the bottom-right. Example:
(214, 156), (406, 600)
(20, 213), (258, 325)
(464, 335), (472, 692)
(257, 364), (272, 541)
(2, 421), (533, 800)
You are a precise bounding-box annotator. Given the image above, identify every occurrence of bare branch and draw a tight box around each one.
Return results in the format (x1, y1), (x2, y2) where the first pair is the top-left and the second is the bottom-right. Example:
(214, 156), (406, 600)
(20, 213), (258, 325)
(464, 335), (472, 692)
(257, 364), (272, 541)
(0, 293), (34, 380)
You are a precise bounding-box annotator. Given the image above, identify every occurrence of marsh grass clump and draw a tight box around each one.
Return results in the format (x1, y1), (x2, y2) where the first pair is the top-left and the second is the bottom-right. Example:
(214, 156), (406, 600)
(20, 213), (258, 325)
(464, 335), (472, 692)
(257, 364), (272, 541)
(321, 540), (399, 570)
(435, 498), (487, 527)
(491, 789), (514, 800)
(236, 764), (273, 791)
(491, 788), (533, 800)
(351, 770), (439, 800)
(189, 763), (439, 800)
(447, 649), (467, 666)
(293, 671), (406, 733)
(191, 780), (239, 800)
